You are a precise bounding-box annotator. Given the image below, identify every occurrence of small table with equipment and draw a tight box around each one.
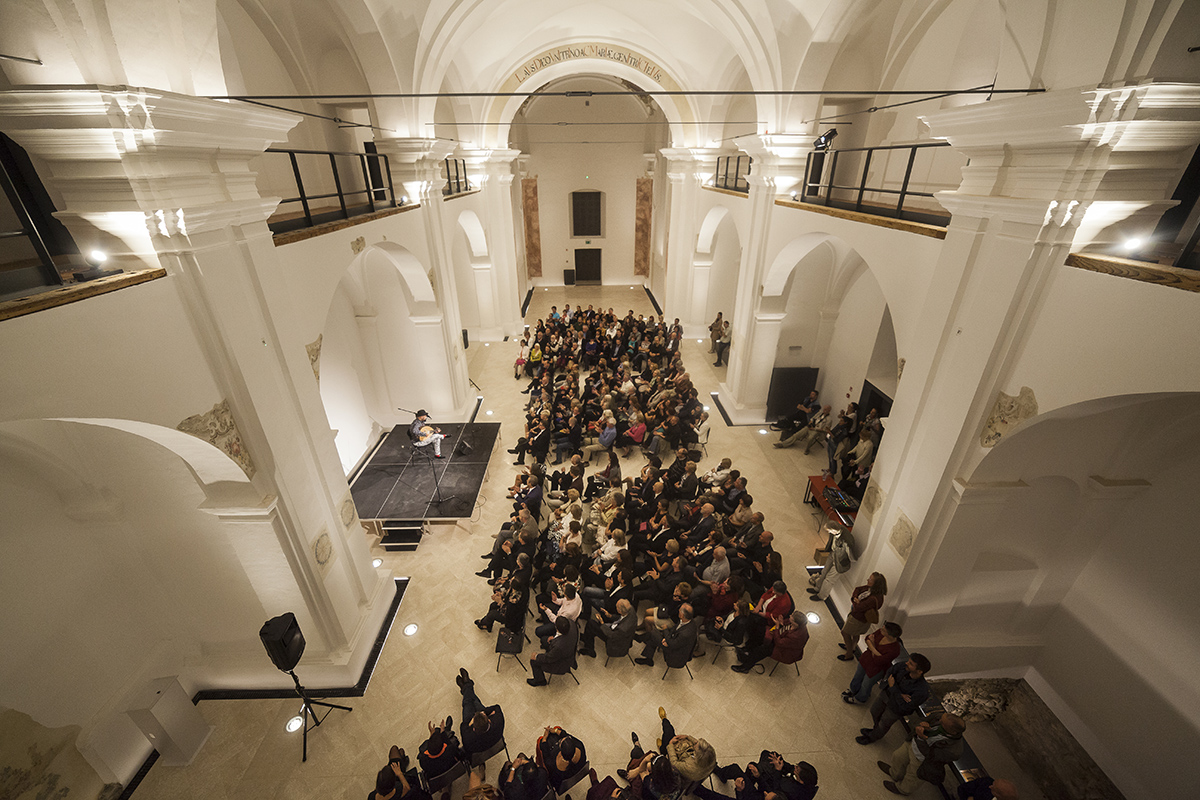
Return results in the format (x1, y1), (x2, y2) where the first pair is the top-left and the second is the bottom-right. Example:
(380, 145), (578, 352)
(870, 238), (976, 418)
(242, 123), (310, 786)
(804, 473), (859, 531)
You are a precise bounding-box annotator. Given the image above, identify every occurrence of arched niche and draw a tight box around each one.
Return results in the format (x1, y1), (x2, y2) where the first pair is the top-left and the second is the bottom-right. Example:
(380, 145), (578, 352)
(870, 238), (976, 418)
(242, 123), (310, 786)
(319, 242), (456, 472)
(897, 392), (1200, 799)
(760, 232), (896, 410)
(690, 206), (742, 331)
(0, 418), (298, 738)
(451, 209), (498, 338)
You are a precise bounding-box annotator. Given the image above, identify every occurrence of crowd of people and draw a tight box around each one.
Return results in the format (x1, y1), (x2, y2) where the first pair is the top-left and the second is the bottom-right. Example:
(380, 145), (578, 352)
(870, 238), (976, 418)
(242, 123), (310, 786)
(375, 303), (1019, 800)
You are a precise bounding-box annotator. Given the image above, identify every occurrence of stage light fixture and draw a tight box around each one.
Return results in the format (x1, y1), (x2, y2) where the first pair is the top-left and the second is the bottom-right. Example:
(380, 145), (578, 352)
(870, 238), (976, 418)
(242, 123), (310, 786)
(371, 558), (383, 568)
(813, 128), (838, 151)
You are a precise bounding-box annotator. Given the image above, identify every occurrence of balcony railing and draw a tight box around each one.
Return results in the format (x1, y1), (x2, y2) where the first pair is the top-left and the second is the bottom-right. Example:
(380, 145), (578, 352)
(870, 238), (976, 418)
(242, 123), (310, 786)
(713, 155), (751, 193)
(443, 158), (472, 196)
(799, 142), (960, 227)
(265, 147), (398, 235)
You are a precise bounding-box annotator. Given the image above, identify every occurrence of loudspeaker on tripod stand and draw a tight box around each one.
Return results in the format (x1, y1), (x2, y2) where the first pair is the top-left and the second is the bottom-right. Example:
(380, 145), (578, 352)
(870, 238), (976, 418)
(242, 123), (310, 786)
(259, 612), (306, 672)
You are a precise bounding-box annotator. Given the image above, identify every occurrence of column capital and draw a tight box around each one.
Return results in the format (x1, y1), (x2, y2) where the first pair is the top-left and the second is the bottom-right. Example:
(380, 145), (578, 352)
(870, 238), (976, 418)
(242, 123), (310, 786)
(373, 137), (458, 164)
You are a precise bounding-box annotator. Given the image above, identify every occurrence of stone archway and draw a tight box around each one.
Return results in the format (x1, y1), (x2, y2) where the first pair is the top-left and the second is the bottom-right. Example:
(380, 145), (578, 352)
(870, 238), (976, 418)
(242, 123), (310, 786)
(318, 242), (465, 472)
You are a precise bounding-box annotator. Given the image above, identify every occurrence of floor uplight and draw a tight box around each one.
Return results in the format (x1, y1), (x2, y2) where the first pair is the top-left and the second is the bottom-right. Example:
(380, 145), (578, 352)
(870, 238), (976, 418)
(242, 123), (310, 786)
(806, 611), (821, 625)
(372, 558), (383, 568)
(404, 624), (418, 636)
(286, 715), (304, 733)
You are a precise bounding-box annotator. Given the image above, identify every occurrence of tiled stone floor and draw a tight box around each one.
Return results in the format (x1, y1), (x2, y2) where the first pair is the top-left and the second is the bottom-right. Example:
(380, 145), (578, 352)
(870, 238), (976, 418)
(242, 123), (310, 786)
(133, 285), (1043, 800)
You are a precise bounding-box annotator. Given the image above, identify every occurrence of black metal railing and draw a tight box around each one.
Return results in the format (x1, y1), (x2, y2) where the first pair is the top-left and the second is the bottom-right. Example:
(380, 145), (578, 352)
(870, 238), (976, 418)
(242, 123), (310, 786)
(799, 141), (958, 226)
(1, 132), (72, 296)
(713, 155), (751, 193)
(264, 147), (397, 234)
(443, 158), (472, 196)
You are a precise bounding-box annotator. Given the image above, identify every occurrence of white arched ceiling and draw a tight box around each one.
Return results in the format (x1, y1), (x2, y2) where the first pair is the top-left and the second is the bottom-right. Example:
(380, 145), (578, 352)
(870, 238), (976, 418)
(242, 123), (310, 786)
(46, 418), (262, 506)
(456, 210), (490, 258)
(696, 206), (732, 254)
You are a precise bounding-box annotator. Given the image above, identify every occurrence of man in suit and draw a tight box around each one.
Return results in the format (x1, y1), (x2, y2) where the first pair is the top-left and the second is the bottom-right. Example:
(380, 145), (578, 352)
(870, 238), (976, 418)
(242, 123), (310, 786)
(528, 616), (577, 686)
(579, 598), (637, 659)
(635, 604), (699, 668)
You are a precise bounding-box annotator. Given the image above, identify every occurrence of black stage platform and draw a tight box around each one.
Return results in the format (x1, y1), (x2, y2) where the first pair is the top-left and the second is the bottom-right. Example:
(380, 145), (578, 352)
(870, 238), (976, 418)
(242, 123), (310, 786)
(350, 422), (500, 521)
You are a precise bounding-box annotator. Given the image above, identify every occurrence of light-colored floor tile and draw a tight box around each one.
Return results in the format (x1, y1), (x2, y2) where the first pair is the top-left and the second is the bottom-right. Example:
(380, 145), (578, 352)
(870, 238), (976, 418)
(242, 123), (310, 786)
(132, 287), (1031, 800)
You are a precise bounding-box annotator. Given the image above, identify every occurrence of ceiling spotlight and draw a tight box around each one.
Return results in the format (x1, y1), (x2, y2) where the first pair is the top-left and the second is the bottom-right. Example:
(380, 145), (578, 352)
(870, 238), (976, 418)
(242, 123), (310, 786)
(371, 557), (383, 568)
(806, 611), (821, 625)
(1123, 237), (1144, 252)
(403, 623), (418, 636)
(285, 715), (304, 733)
(813, 128), (838, 151)
(400, 195), (409, 204)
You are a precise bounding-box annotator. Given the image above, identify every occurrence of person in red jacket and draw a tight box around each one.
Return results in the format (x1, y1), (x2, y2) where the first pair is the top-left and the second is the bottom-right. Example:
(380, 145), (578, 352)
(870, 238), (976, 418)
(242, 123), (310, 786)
(731, 610), (809, 673)
(842, 622), (902, 704)
(754, 581), (794, 626)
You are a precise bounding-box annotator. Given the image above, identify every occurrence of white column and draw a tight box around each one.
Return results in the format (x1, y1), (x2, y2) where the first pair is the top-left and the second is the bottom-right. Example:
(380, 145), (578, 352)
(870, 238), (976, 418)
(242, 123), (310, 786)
(660, 149), (702, 323)
(484, 149), (525, 337)
(374, 138), (473, 417)
(720, 134), (810, 420)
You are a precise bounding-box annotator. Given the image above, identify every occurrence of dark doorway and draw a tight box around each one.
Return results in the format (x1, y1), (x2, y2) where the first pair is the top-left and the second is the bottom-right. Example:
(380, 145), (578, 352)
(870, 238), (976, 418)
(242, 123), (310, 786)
(575, 248), (601, 283)
(857, 380), (893, 421)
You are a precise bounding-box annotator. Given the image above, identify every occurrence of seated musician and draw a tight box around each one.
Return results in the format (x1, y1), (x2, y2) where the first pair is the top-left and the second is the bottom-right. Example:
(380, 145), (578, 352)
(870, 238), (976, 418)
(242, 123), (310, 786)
(411, 409), (445, 457)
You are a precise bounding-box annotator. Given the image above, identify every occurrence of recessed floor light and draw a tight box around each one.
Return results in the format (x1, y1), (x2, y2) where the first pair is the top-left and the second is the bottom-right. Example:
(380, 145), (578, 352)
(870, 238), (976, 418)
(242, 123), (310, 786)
(485, 343), (490, 347)
(758, 429), (768, 435)
(404, 623), (418, 636)
(696, 339), (703, 343)
(486, 410), (494, 415)
(286, 715), (304, 733)
(703, 405), (710, 412)
(806, 611), (821, 625)
(372, 558), (383, 568)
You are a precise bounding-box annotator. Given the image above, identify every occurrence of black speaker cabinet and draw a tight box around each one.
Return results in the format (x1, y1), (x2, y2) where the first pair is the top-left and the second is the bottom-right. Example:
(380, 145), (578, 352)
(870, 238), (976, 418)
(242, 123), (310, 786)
(462, 328), (469, 349)
(260, 612), (306, 672)
(457, 440), (474, 456)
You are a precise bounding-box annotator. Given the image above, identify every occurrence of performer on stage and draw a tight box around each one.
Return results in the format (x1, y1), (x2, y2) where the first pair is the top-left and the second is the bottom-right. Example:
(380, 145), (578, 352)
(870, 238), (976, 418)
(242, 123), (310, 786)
(411, 409), (446, 457)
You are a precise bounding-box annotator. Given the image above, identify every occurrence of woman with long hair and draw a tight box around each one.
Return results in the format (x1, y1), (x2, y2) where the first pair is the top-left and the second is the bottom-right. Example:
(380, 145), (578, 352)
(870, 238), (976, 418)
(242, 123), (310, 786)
(838, 571), (887, 660)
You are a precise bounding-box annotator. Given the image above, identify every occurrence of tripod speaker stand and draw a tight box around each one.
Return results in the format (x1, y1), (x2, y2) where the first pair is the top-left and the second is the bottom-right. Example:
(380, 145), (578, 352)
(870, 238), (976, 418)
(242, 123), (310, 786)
(260, 612), (352, 762)
(286, 669), (352, 762)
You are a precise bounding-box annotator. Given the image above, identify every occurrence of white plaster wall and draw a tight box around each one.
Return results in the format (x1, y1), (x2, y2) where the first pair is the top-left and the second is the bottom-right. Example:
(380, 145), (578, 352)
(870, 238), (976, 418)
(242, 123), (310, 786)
(704, 214), (742, 323)
(1003, 265), (1200, 414)
(451, 225), (483, 333)
(762, 205), (943, 356)
(0, 422), (282, 781)
(772, 248), (832, 369)
(818, 269), (888, 411)
(0, 278), (223, 427)
(275, 209), (433, 342)
(320, 284), (379, 473)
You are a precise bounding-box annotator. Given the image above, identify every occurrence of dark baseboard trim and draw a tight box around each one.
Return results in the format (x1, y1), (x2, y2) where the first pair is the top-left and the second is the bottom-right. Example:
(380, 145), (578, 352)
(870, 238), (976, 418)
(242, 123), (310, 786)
(120, 578), (409, 798)
(643, 286), (662, 315)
